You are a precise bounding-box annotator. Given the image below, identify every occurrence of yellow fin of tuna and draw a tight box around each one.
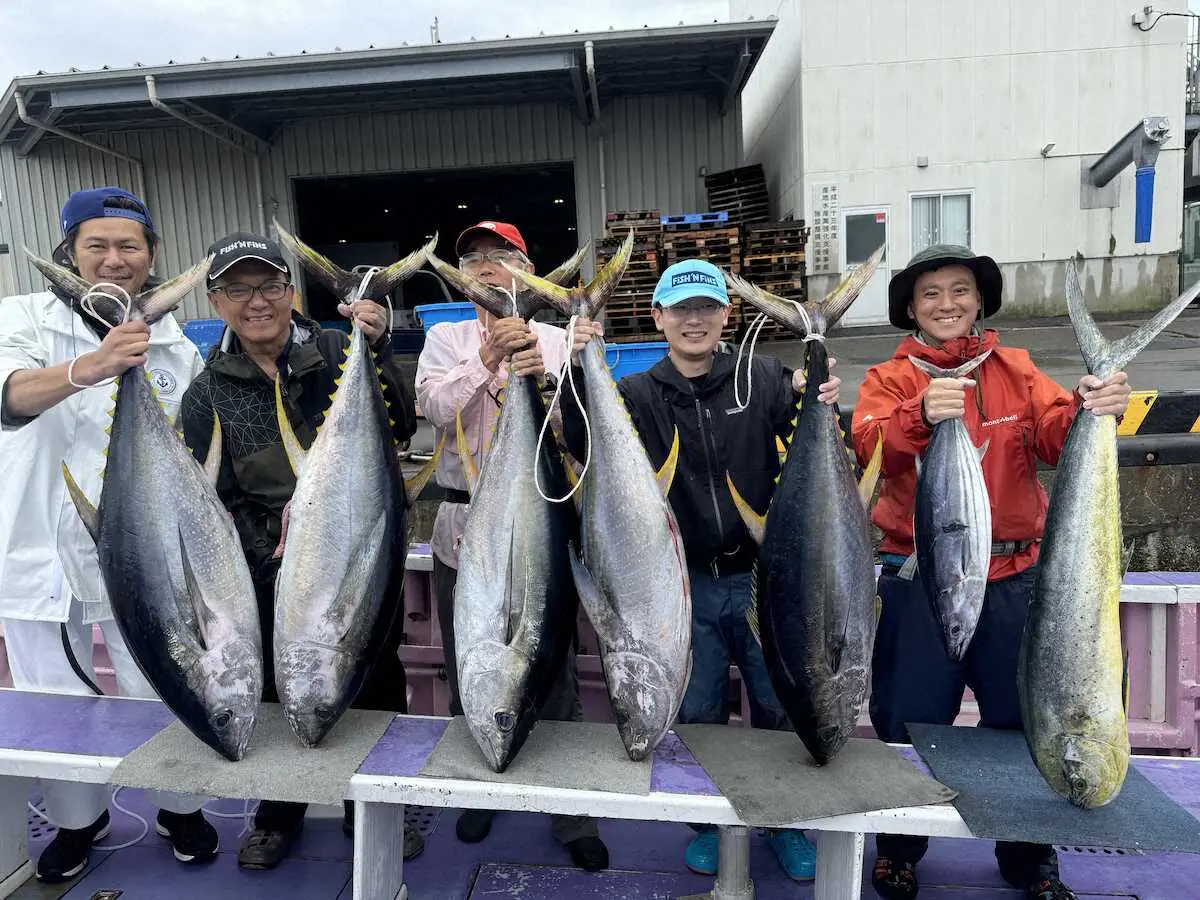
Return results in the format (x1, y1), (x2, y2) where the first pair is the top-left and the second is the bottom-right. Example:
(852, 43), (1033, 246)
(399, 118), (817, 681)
(61, 462), (100, 543)
(655, 427), (681, 497)
(404, 431), (446, 506)
(858, 431), (883, 508)
(275, 375), (308, 476)
(563, 462), (584, 515)
(726, 472), (766, 547)
(455, 407), (479, 496)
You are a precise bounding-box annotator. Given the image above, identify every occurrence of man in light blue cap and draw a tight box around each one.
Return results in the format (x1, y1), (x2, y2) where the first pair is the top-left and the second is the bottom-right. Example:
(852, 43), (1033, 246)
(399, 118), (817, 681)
(565, 257), (841, 881)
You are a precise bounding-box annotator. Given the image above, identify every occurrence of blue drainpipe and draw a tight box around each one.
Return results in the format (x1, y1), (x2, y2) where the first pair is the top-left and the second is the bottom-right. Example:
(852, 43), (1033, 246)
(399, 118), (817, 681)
(1134, 166), (1155, 244)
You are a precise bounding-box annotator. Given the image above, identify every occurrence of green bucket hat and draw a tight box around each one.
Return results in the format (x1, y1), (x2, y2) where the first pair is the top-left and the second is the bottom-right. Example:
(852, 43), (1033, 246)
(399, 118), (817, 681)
(888, 244), (1003, 330)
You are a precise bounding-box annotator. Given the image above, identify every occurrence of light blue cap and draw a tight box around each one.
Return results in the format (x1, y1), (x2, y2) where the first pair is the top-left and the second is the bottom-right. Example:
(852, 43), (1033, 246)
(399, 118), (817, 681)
(652, 258), (730, 308)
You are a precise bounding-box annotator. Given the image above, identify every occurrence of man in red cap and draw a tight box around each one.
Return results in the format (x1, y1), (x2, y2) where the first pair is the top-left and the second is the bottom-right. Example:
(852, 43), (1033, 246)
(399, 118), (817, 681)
(415, 222), (608, 871)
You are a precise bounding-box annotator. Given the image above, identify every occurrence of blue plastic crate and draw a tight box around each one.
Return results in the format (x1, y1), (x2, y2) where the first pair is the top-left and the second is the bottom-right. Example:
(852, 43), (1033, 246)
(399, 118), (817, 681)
(605, 341), (669, 381)
(415, 302), (477, 331)
(181, 318), (226, 357)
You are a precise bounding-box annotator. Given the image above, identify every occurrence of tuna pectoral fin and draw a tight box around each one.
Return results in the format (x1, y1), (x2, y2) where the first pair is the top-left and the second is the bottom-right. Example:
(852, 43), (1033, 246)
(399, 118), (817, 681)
(858, 433), (884, 508)
(274, 376), (308, 476)
(61, 463), (100, 543)
(202, 413), (223, 487)
(1066, 259), (1200, 376)
(656, 428), (681, 497)
(569, 547), (619, 647)
(178, 528), (215, 652)
(455, 408), (479, 496)
(725, 473), (766, 547)
(404, 431), (446, 505)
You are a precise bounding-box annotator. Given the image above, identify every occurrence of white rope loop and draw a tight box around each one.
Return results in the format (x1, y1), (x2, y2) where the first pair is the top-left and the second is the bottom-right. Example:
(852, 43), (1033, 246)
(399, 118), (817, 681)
(535, 314), (591, 504)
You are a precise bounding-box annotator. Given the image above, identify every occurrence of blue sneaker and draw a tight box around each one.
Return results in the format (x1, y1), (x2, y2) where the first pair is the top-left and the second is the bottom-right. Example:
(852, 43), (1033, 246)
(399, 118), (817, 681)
(684, 830), (720, 876)
(769, 829), (816, 880)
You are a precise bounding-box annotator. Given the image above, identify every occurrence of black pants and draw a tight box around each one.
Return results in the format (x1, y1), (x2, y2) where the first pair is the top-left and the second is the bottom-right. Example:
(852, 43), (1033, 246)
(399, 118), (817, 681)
(869, 565), (1059, 887)
(433, 555), (597, 844)
(255, 559), (409, 833)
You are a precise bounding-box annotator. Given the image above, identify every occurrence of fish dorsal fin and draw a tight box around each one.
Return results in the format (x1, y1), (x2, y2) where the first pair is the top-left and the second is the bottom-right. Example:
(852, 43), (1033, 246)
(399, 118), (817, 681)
(726, 472), (766, 547)
(202, 412), (223, 487)
(274, 375), (308, 476)
(858, 432), (884, 508)
(656, 427), (681, 497)
(61, 463), (101, 543)
(178, 527), (215, 652)
(404, 431), (446, 506)
(455, 407), (479, 496)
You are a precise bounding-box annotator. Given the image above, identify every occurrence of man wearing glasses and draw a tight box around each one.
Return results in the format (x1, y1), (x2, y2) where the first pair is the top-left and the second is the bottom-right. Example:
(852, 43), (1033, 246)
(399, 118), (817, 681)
(414, 221), (609, 872)
(179, 231), (421, 870)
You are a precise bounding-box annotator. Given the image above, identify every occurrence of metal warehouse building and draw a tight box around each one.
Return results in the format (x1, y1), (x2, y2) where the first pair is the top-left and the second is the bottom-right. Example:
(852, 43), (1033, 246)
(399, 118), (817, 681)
(0, 21), (773, 323)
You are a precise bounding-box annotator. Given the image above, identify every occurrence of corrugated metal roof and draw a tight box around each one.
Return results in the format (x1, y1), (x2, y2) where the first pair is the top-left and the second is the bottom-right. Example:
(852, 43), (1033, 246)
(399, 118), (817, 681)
(0, 21), (774, 147)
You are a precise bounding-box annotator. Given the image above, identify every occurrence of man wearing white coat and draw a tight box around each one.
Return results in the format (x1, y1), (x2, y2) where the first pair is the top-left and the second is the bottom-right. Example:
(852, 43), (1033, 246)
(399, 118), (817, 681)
(0, 187), (218, 883)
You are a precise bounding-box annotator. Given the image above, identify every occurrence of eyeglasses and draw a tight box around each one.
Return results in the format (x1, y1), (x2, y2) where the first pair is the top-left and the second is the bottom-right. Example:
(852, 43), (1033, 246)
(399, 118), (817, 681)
(210, 281), (290, 303)
(459, 249), (527, 271)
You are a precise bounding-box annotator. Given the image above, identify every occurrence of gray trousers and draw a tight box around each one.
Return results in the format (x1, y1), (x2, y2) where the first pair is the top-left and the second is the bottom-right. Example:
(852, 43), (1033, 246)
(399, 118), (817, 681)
(433, 556), (597, 844)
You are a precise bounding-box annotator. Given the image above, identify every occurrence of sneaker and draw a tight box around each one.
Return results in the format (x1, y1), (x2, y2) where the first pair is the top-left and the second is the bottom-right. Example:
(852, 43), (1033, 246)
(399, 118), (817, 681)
(155, 810), (218, 864)
(769, 829), (816, 881)
(1029, 877), (1078, 900)
(238, 824), (302, 870)
(872, 856), (919, 900)
(35, 810), (111, 883)
(683, 830), (720, 876)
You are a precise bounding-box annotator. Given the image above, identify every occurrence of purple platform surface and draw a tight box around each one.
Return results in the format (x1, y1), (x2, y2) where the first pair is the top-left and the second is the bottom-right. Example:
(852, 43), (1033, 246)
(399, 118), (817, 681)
(1123, 572), (1172, 586)
(0, 691), (173, 758)
(357, 717), (722, 797)
(358, 716), (446, 777)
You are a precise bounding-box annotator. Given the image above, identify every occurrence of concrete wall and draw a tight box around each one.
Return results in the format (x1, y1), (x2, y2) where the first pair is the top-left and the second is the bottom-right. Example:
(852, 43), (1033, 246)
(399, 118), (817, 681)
(734, 0), (1190, 319)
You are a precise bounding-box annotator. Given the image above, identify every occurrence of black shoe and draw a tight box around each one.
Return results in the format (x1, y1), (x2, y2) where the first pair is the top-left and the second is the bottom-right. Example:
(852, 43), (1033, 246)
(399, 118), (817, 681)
(155, 810), (218, 864)
(455, 809), (495, 843)
(1029, 877), (1078, 900)
(35, 810), (111, 883)
(871, 856), (919, 900)
(566, 835), (609, 872)
(238, 823), (302, 870)
(403, 824), (425, 861)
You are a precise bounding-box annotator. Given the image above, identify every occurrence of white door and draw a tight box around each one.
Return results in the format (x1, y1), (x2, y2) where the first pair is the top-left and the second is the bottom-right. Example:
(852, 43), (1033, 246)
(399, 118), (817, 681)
(839, 207), (889, 327)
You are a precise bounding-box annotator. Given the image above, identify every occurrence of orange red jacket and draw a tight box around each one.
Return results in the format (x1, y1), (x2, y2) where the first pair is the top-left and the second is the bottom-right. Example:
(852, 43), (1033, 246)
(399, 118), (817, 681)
(851, 330), (1083, 581)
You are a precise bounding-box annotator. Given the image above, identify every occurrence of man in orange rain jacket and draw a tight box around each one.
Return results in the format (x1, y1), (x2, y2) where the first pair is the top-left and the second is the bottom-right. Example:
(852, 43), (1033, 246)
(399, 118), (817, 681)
(851, 245), (1133, 900)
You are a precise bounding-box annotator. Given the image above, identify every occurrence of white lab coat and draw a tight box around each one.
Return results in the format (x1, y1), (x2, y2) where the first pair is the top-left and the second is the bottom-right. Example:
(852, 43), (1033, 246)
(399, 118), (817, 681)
(0, 291), (203, 623)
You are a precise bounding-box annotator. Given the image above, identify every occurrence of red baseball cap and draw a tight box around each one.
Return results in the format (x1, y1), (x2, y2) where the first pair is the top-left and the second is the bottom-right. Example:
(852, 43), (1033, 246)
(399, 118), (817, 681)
(455, 221), (528, 257)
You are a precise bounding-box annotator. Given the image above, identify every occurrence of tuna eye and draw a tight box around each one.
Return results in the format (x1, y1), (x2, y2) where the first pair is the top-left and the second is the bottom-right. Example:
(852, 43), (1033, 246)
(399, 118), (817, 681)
(494, 711), (516, 733)
(315, 705), (337, 722)
(214, 711), (233, 729)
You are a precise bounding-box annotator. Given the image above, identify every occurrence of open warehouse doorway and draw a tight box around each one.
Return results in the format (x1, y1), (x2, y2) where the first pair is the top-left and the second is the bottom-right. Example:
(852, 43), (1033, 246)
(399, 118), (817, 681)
(291, 163), (579, 327)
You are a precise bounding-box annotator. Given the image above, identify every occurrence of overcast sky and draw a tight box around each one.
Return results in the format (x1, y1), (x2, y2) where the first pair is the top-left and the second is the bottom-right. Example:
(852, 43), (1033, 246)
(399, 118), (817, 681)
(0, 0), (732, 89)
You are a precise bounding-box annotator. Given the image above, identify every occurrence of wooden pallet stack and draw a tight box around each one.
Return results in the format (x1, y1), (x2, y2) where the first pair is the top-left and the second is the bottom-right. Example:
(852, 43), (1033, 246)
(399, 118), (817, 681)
(661, 212), (742, 341)
(598, 210), (662, 343)
(737, 221), (809, 341)
(704, 165), (770, 228)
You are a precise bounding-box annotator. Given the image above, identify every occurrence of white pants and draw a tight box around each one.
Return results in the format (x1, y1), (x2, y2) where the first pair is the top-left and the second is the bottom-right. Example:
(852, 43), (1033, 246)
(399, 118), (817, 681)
(3, 602), (205, 829)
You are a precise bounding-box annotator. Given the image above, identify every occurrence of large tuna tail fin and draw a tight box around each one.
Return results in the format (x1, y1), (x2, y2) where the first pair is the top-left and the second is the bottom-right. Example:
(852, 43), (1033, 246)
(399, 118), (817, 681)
(543, 242), (591, 287)
(1066, 259), (1200, 378)
(506, 229), (634, 320)
(724, 243), (884, 338)
(907, 349), (992, 382)
(273, 219), (432, 303)
(25, 248), (211, 326)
